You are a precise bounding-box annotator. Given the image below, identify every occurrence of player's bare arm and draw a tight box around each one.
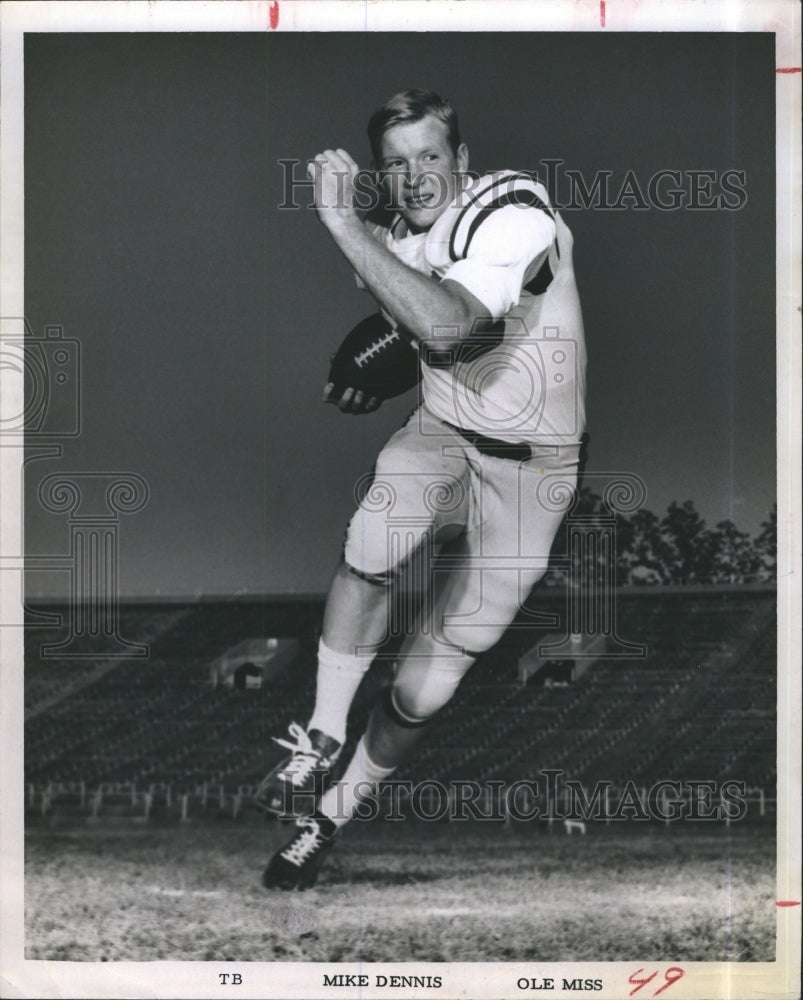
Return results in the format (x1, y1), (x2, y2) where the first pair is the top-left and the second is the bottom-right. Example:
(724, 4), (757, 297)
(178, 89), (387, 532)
(307, 148), (492, 350)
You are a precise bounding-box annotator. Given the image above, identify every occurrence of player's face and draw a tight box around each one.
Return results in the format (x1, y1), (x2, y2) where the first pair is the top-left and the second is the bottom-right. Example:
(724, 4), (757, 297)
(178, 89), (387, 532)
(378, 116), (469, 233)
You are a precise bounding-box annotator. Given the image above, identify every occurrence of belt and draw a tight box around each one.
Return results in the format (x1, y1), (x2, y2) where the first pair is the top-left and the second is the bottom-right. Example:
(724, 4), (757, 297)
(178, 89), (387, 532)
(442, 421), (532, 462)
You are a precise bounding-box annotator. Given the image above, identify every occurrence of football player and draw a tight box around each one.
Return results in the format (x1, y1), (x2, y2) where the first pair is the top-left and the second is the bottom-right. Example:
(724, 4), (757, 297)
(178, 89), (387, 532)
(260, 90), (586, 889)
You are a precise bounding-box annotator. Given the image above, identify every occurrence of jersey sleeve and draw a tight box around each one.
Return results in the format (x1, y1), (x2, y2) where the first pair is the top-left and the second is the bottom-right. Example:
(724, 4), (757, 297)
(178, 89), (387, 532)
(426, 173), (556, 319)
(442, 202), (555, 319)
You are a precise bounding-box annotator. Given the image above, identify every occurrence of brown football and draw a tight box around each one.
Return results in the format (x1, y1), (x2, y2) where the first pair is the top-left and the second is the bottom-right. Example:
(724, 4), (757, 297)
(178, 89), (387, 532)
(328, 313), (421, 400)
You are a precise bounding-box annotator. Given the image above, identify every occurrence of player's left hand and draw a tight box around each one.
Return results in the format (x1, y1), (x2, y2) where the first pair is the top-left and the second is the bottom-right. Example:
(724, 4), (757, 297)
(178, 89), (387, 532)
(307, 148), (361, 230)
(322, 381), (382, 415)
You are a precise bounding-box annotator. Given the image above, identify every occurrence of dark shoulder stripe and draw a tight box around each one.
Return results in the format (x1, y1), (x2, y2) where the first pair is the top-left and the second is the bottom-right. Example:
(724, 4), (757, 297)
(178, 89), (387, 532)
(448, 172), (540, 262)
(460, 190), (555, 259)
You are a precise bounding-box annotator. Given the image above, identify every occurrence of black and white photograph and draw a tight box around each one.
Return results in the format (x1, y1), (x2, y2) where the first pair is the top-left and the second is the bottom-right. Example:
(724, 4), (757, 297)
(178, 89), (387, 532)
(0, 2), (800, 998)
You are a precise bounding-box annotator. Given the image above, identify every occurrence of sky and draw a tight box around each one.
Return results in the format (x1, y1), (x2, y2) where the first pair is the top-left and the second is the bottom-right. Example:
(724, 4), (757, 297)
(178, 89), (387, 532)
(21, 30), (776, 598)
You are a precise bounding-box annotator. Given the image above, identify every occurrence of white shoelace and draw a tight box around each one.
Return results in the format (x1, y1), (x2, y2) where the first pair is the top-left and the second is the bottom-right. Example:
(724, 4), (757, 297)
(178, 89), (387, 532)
(272, 722), (322, 786)
(281, 820), (325, 867)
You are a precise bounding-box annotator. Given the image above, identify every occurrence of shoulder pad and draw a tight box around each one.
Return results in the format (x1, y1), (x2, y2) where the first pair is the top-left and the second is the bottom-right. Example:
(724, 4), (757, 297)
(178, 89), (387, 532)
(447, 171), (554, 262)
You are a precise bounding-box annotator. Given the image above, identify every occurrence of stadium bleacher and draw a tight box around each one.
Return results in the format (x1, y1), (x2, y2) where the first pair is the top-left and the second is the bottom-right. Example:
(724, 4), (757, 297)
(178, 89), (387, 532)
(23, 587), (776, 820)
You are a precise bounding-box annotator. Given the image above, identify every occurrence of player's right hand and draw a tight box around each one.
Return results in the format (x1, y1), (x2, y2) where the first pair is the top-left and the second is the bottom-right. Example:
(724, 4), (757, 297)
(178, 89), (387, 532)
(322, 382), (382, 415)
(307, 148), (361, 232)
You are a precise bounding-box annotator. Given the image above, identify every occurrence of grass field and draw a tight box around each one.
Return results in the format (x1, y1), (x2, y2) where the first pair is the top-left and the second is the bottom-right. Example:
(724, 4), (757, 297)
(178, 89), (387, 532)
(25, 817), (775, 963)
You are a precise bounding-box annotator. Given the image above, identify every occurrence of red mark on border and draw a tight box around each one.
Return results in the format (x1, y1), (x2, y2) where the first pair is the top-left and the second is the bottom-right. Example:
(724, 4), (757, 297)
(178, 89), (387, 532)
(600, 1), (606, 27)
(629, 968), (685, 998)
(776, 67), (801, 73)
(269, 1), (279, 30)
(776, 900), (801, 907)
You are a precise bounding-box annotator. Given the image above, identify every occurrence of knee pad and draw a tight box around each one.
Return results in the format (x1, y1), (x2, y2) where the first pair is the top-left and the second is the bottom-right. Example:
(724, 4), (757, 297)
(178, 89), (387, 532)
(441, 617), (508, 656)
(392, 647), (476, 723)
(342, 522), (431, 587)
(382, 687), (431, 728)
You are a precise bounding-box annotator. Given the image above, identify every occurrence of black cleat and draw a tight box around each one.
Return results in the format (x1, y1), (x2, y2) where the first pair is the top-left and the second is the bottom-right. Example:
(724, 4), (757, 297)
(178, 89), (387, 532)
(262, 812), (339, 890)
(255, 723), (341, 818)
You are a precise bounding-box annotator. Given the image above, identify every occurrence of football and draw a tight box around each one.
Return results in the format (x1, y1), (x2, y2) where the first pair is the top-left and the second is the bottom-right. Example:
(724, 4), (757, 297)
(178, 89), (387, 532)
(328, 313), (421, 401)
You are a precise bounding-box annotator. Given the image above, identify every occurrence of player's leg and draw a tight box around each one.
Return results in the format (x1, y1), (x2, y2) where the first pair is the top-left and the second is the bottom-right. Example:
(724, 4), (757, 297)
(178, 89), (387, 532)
(261, 449), (577, 888)
(261, 631), (474, 891)
(308, 514), (464, 751)
(435, 452), (576, 655)
(254, 558), (396, 817)
(260, 601), (470, 892)
(312, 637), (475, 832)
(257, 410), (471, 819)
(305, 559), (392, 739)
(262, 499), (547, 887)
(295, 454), (577, 838)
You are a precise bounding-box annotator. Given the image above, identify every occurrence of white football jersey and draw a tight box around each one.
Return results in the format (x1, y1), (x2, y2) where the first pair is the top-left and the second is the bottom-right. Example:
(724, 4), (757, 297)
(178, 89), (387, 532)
(365, 170), (586, 448)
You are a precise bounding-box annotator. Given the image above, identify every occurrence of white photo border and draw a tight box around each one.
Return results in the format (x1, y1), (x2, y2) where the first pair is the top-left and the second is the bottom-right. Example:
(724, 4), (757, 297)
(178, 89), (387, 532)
(1, 2), (800, 998)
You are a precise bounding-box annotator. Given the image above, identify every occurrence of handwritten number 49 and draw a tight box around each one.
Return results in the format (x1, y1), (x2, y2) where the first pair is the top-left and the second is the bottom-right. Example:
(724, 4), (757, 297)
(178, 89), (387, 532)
(629, 968), (685, 997)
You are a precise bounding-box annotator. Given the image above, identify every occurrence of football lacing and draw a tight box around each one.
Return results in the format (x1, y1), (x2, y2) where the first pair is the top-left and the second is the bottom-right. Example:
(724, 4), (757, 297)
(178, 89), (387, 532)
(272, 722), (326, 787)
(355, 329), (400, 368)
(281, 819), (326, 868)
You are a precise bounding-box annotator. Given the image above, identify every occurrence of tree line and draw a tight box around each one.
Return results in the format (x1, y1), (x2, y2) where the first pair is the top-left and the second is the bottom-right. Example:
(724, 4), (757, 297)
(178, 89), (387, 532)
(552, 492), (776, 586)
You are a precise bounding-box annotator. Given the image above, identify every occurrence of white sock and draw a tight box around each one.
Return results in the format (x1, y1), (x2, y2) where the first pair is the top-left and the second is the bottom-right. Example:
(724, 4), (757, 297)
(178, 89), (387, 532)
(306, 639), (372, 745)
(318, 737), (396, 828)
